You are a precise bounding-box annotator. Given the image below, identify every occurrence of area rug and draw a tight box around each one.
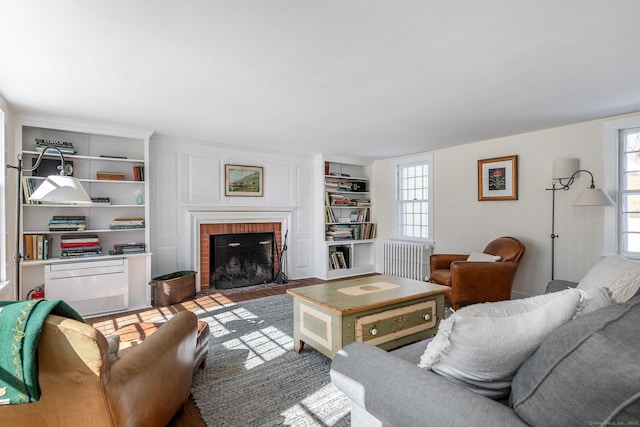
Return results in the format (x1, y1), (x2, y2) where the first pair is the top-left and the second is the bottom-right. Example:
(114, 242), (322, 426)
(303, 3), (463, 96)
(190, 294), (351, 427)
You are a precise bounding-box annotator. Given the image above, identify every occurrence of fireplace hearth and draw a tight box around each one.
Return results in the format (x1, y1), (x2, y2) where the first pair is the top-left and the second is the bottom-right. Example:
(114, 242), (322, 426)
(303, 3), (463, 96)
(211, 232), (274, 289)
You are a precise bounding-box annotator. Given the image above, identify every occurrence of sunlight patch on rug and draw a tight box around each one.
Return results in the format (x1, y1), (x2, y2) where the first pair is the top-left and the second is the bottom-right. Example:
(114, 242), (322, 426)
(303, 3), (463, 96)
(191, 294), (350, 427)
(280, 383), (350, 426)
(222, 326), (294, 369)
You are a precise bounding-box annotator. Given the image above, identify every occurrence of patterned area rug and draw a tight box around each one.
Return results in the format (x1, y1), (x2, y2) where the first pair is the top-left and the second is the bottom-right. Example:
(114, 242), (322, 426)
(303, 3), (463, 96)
(190, 294), (350, 427)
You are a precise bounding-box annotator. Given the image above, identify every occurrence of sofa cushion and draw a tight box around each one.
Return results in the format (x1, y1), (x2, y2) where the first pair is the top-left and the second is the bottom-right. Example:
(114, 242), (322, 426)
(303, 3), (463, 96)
(418, 289), (581, 398)
(467, 251), (501, 262)
(511, 295), (640, 425)
(577, 255), (640, 302)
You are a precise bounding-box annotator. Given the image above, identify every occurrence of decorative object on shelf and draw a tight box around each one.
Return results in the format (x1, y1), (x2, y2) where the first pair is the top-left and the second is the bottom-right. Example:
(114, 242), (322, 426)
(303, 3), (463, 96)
(545, 158), (615, 280)
(6, 147), (92, 300)
(224, 164), (263, 196)
(134, 189), (144, 205)
(478, 155), (518, 201)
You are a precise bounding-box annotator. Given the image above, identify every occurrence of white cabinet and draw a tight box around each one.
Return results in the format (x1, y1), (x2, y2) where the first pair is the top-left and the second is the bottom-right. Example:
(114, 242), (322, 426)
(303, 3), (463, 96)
(318, 158), (376, 280)
(16, 115), (153, 314)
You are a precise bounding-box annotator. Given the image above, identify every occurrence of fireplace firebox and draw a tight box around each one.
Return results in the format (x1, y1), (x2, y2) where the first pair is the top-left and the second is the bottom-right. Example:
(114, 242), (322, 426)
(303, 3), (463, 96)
(211, 232), (274, 289)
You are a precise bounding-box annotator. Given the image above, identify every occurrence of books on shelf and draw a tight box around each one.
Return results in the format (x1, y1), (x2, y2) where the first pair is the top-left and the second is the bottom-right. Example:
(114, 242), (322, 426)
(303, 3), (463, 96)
(91, 196), (111, 205)
(49, 215), (87, 231)
(34, 138), (77, 154)
(97, 171), (125, 181)
(23, 234), (50, 260)
(110, 217), (144, 230)
(328, 247), (350, 270)
(325, 223), (376, 241)
(60, 233), (102, 258)
(111, 242), (146, 255)
(21, 177), (42, 204)
(132, 165), (144, 181)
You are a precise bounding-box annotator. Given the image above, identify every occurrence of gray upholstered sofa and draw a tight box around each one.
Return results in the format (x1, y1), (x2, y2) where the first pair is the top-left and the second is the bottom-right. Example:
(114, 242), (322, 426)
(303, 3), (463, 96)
(331, 256), (640, 426)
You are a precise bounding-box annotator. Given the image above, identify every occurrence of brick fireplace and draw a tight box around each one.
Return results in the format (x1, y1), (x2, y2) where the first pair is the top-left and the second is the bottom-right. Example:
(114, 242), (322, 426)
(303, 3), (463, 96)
(199, 222), (282, 290)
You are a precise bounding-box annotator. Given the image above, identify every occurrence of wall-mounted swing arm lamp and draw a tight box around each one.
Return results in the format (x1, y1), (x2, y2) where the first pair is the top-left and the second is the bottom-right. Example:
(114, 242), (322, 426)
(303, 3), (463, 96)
(545, 159), (615, 280)
(6, 147), (92, 300)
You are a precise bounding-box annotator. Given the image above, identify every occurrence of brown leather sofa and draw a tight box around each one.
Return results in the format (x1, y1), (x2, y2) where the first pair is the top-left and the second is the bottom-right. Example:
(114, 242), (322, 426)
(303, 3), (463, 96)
(0, 310), (198, 427)
(429, 236), (526, 309)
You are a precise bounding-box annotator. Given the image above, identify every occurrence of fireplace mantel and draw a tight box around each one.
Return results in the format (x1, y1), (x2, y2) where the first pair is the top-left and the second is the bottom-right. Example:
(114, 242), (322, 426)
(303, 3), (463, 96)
(184, 206), (295, 290)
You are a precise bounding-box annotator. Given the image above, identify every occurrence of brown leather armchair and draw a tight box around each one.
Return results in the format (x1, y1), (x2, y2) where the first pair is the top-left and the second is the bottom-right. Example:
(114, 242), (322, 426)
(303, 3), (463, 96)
(429, 236), (526, 309)
(0, 310), (198, 427)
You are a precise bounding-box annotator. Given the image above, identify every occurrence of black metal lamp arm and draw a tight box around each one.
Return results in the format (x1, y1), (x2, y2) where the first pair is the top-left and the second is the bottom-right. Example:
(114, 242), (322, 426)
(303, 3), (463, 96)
(557, 169), (596, 191)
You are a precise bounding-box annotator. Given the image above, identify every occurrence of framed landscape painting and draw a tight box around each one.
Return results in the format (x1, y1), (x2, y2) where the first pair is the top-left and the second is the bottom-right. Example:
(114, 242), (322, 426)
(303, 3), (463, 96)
(478, 155), (518, 201)
(225, 164), (264, 197)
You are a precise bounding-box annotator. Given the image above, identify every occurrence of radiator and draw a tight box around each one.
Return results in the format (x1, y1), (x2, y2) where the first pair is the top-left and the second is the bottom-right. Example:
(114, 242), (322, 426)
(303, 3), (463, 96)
(383, 241), (432, 281)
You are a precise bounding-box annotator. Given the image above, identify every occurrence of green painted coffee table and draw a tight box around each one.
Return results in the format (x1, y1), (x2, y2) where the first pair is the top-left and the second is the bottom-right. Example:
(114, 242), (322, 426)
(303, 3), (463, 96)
(286, 275), (448, 359)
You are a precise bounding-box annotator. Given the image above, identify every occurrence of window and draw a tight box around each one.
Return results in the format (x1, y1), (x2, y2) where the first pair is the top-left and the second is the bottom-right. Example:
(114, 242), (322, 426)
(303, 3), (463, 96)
(619, 127), (640, 256)
(395, 154), (433, 241)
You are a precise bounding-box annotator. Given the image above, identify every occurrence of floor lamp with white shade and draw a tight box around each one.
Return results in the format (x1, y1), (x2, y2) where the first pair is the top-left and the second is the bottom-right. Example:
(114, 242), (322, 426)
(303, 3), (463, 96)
(6, 147), (92, 300)
(546, 158), (615, 280)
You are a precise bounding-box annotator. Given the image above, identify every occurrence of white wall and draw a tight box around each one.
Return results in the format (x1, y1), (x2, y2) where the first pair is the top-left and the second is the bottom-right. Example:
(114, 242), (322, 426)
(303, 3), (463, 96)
(373, 113), (637, 296)
(149, 135), (315, 285)
(0, 95), (14, 300)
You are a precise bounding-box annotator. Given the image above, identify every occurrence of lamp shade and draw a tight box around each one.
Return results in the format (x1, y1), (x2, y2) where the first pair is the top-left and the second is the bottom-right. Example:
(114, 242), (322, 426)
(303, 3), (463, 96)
(552, 158), (580, 180)
(572, 187), (615, 206)
(29, 175), (92, 204)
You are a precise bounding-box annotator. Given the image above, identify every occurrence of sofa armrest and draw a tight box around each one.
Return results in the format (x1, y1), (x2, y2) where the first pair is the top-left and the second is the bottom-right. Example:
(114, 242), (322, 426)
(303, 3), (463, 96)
(331, 342), (527, 427)
(430, 254), (468, 271)
(546, 279), (578, 294)
(105, 311), (198, 427)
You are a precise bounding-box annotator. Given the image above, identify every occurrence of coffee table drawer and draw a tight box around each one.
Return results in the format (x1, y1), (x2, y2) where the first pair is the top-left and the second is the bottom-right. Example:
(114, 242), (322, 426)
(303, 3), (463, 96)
(355, 300), (437, 345)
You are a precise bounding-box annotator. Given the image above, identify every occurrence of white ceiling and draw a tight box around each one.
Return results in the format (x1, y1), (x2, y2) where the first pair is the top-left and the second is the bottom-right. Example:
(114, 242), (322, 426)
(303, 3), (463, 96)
(1, 1), (640, 160)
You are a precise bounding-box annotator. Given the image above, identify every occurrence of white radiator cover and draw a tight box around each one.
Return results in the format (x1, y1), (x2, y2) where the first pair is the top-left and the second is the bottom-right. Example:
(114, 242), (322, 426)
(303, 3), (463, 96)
(383, 241), (432, 281)
(45, 258), (129, 316)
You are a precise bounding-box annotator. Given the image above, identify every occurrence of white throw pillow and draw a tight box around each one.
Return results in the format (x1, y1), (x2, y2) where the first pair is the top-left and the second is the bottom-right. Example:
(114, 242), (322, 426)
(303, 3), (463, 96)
(418, 289), (582, 398)
(577, 255), (640, 302)
(466, 251), (501, 262)
(574, 287), (613, 318)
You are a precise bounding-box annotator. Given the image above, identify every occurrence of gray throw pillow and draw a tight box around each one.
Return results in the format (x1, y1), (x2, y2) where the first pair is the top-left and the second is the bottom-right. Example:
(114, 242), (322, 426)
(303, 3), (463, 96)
(510, 296), (640, 425)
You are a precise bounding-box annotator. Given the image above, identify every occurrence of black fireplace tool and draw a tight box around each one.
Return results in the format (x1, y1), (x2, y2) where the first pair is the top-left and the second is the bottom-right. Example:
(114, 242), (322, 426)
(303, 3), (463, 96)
(274, 230), (288, 284)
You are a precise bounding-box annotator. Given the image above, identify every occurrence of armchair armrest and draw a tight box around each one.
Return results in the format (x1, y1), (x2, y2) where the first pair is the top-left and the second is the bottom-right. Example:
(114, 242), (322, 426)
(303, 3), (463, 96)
(449, 261), (519, 304)
(430, 254), (468, 271)
(105, 311), (198, 427)
(331, 342), (527, 427)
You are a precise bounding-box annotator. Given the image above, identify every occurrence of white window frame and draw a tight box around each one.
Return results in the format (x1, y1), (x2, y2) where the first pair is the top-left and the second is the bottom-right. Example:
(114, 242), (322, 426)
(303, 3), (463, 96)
(0, 105), (6, 285)
(392, 153), (434, 242)
(604, 114), (640, 259)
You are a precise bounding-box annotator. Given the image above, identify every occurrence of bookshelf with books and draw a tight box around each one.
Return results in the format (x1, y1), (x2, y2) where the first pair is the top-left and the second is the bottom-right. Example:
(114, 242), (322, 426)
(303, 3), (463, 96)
(15, 114), (153, 314)
(319, 158), (376, 280)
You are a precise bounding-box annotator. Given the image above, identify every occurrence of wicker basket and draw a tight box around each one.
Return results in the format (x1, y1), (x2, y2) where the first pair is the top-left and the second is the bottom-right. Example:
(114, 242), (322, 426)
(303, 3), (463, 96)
(149, 271), (196, 307)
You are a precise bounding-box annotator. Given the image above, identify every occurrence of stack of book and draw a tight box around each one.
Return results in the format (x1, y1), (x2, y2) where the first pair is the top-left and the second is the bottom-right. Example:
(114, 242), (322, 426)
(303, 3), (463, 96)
(34, 138), (77, 155)
(328, 194), (351, 206)
(325, 224), (353, 241)
(60, 234), (102, 258)
(110, 217), (144, 229)
(91, 196), (111, 205)
(23, 234), (50, 260)
(96, 171), (125, 181)
(111, 242), (146, 255)
(49, 216), (87, 231)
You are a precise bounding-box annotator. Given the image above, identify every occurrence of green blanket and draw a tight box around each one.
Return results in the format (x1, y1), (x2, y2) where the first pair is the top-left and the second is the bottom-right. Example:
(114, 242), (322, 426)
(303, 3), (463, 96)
(0, 299), (83, 405)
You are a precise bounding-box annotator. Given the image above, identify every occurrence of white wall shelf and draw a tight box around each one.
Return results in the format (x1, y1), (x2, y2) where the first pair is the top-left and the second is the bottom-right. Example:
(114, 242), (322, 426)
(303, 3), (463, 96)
(15, 114), (153, 315)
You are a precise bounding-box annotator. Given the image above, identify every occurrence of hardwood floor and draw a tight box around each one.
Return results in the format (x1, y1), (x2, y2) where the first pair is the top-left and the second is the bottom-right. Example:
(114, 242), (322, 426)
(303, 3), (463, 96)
(87, 276), (368, 427)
